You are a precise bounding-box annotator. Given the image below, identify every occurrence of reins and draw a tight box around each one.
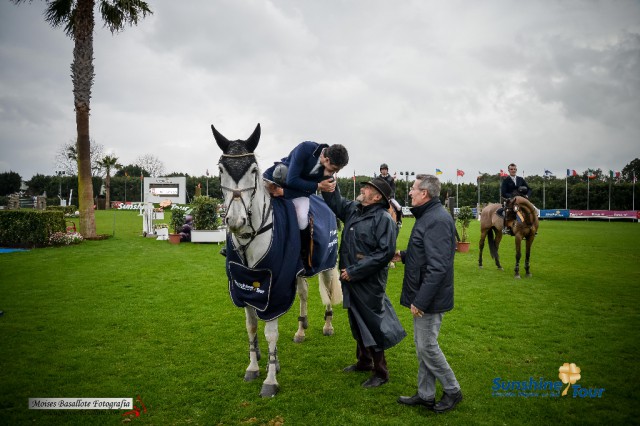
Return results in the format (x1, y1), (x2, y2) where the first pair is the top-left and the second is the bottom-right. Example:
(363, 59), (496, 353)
(219, 153), (273, 263)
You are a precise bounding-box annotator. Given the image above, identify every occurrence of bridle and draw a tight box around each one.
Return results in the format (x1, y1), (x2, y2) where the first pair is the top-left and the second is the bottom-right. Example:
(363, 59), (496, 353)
(219, 153), (273, 261)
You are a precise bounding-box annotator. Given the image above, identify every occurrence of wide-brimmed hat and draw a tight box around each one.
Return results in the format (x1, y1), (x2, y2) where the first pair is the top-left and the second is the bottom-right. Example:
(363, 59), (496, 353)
(361, 177), (392, 205)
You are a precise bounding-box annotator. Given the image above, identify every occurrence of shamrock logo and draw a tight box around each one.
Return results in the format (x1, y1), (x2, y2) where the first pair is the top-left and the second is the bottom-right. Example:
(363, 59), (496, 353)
(558, 363), (581, 396)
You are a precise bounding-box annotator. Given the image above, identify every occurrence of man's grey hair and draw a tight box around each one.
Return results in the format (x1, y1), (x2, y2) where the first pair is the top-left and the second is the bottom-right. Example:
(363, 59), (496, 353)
(415, 174), (441, 199)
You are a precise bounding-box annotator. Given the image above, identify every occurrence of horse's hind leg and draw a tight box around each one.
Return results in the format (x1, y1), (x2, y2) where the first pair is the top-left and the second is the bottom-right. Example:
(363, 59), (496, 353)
(244, 307), (261, 382)
(293, 277), (309, 343)
(319, 267), (341, 336)
(260, 319), (280, 397)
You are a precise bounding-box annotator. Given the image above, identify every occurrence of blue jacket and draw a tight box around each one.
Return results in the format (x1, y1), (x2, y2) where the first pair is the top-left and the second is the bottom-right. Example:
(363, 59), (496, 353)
(263, 141), (330, 199)
(400, 198), (456, 313)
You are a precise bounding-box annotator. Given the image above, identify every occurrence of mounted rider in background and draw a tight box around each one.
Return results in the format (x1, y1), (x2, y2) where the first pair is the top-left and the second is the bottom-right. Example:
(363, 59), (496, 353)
(497, 163), (531, 235)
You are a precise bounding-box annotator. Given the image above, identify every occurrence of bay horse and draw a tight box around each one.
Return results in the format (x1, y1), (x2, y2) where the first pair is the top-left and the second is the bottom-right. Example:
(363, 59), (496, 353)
(478, 196), (539, 278)
(212, 123), (341, 398)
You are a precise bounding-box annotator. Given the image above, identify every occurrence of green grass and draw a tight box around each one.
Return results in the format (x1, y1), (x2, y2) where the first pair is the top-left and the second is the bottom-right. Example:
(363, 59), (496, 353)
(1, 211), (639, 425)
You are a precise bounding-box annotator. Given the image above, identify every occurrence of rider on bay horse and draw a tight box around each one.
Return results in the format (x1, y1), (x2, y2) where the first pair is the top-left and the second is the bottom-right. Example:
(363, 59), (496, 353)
(497, 163), (531, 236)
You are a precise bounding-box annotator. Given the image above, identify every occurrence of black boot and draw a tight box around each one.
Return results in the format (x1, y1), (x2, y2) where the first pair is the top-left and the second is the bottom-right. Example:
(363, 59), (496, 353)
(300, 227), (312, 268)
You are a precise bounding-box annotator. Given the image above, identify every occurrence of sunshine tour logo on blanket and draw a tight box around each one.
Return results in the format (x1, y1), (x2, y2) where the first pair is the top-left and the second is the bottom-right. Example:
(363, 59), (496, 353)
(491, 363), (605, 398)
(232, 279), (265, 294)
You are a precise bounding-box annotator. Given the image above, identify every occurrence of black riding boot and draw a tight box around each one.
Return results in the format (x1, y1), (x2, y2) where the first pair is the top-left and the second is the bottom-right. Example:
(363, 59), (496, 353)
(300, 227), (312, 268)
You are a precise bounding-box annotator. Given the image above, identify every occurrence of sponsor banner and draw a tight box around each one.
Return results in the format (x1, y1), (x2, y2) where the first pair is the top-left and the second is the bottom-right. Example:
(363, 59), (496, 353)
(570, 210), (638, 219)
(539, 209), (569, 218)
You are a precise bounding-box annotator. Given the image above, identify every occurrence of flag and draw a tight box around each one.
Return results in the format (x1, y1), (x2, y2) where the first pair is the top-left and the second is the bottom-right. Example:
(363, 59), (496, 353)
(588, 170), (596, 179)
(500, 169), (508, 177)
(436, 168), (443, 175)
(544, 169), (552, 177)
(566, 169), (571, 177)
(352, 170), (356, 182)
(457, 169), (465, 177)
(206, 168), (210, 176)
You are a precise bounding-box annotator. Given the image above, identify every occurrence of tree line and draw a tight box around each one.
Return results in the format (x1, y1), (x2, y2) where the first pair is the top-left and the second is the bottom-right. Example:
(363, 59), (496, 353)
(2, 158), (638, 211)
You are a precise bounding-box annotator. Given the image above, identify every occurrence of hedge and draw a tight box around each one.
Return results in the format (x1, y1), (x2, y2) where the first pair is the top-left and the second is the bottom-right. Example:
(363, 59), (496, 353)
(0, 210), (66, 248)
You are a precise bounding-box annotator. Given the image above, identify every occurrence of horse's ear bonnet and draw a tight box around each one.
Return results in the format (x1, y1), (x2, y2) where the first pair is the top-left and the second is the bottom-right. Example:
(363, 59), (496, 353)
(213, 123), (262, 183)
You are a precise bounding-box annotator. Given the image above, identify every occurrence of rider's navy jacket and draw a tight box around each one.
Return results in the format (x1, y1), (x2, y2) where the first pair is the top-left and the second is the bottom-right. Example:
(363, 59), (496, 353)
(263, 141), (330, 199)
(501, 175), (531, 199)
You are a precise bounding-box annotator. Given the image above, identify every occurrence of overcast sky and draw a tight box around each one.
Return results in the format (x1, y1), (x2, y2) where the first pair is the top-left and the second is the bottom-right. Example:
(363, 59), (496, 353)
(1, 0), (639, 184)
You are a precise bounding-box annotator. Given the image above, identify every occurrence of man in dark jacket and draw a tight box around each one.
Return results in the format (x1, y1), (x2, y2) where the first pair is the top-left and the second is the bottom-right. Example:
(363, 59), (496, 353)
(395, 174), (463, 413)
(322, 177), (406, 388)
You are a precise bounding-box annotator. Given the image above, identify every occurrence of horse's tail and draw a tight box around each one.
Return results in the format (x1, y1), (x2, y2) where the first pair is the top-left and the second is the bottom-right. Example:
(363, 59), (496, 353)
(487, 227), (499, 260)
(319, 267), (342, 306)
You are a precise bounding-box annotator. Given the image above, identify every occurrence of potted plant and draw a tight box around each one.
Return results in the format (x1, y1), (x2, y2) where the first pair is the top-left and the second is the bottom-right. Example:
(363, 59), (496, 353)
(190, 196), (225, 243)
(456, 205), (474, 253)
(168, 207), (186, 244)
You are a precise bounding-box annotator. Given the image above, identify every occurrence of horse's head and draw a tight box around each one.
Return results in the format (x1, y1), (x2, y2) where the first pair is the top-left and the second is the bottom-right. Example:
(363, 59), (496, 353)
(212, 123), (263, 233)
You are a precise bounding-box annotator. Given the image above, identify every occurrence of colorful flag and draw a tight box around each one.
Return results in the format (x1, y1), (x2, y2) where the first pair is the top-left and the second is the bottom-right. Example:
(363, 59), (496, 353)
(500, 169), (508, 177)
(435, 169), (443, 175)
(588, 170), (596, 179)
(566, 169), (571, 177)
(457, 169), (465, 177)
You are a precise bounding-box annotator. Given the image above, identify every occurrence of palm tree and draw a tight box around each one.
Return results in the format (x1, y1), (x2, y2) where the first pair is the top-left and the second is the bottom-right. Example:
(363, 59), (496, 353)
(97, 155), (122, 209)
(11, 0), (152, 237)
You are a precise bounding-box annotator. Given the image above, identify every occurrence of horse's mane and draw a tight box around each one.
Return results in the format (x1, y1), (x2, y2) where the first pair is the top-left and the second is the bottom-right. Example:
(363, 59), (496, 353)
(513, 196), (538, 227)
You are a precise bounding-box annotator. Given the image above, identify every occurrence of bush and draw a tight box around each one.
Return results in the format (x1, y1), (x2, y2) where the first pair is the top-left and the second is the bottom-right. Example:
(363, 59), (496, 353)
(170, 208), (186, 234)
(191, 196), (221, 230)
(0, 210), (66, 248)
(456, 206), (475, 242)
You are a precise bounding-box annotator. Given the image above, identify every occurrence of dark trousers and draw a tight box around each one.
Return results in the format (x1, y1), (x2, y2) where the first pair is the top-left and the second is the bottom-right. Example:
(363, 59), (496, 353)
(348, 310), (389, 380)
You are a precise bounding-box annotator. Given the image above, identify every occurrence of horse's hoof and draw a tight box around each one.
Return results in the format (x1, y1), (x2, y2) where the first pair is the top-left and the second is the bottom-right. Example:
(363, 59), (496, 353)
(498, 267), (504, 271)
(244, 370), (260, 382)
(293, 334), (305, 344)
(260, 383), (279, 398)
(526, 273), (532, 278)
(514, 275), (521, 279)
(323, 327), (334, 336)
(478, 265), (483, 269)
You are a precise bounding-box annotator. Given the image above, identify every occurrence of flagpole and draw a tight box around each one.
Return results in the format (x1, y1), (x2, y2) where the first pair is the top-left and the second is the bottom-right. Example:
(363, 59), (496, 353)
(353, 170), (356, 201)
(456, 175), (459, 208)
(565, 170), (568, 210)
(633, 171), (636, 211)
(608, 173), (611, 211)
(587, 174), (590, 210)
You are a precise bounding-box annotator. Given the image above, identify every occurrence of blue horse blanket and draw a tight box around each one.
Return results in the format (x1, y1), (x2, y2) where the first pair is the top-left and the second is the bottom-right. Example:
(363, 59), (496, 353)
(302, 195), (338, 278)
(226, 197), (304, 321)
(225, 195), (337, 321)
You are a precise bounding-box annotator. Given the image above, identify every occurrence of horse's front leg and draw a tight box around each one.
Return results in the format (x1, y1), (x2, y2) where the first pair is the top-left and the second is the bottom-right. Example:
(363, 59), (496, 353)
(514, 236), (523, 279)
(294, 277), (309, 343)
(525, 236), (534, 278)
(478, 231), (486, 268)
(244, 307), (261, 381)
(260, 319), (280, 398)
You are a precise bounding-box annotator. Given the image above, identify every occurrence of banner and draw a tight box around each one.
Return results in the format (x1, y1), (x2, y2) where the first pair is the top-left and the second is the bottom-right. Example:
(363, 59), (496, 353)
(539, 209), (570, 218)
(569, 210), (639, 219)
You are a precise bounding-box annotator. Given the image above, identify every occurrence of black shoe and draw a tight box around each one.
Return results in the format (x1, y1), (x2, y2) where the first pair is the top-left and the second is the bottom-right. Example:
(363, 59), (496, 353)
(434, 390), (463, 413)
(219, 246), (227, 257)
(362, 376), (388, 388)
(343, 364), (373, 373)
(397, 394), (435, 409)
